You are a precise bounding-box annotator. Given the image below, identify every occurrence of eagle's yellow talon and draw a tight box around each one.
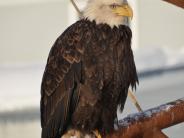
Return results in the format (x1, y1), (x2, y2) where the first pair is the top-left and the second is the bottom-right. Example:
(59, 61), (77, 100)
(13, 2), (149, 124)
(93, 130), (102, 138)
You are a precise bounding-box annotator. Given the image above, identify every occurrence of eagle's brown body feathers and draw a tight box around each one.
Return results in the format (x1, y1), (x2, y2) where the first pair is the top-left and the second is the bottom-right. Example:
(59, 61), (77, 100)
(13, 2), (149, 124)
(41, 19), (138, 138)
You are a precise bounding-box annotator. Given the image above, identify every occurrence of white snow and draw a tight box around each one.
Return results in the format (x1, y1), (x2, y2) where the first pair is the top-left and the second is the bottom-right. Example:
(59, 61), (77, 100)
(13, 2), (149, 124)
(144, 104), (174, 117)
(118, 103), (175, 128)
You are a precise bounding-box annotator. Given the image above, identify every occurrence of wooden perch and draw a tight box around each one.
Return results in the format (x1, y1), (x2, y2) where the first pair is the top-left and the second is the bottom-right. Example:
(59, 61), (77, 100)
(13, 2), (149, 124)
(106, 98), (184, 138)
(163, 0), (184, 8)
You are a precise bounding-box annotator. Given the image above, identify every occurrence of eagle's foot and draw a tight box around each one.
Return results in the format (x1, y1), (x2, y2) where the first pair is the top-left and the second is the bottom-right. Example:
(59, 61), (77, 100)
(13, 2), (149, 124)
(61, 129), (83, 138)
(93, 130), (102, 138)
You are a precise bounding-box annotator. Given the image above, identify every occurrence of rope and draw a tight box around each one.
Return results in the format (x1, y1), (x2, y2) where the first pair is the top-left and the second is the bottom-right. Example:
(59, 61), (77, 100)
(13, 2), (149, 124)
(70, 0), (82, 17)
(128, 90), (143, 112)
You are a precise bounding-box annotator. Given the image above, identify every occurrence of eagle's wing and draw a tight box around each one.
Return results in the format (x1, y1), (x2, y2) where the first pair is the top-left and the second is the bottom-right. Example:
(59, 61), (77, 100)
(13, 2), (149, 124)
(122, 27), (138, 89)
(41, 21), (87, 138)
(118, 26), (138, 111)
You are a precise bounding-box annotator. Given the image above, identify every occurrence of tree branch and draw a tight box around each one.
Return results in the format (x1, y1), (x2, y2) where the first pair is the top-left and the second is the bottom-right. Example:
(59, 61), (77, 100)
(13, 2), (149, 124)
(163, 0), (184, 8)
(106, 98), (184, 138)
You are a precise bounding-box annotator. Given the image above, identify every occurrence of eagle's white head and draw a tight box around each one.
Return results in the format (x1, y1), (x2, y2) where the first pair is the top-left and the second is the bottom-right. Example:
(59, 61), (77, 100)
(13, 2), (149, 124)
(83, 0), (133, 27)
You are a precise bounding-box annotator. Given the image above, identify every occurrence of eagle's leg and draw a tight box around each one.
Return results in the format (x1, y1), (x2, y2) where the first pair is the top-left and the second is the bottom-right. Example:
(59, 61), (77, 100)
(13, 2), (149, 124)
(62, 129), (97, 138)
(61, 129), (84, 138)
(93, 130), (102, 138)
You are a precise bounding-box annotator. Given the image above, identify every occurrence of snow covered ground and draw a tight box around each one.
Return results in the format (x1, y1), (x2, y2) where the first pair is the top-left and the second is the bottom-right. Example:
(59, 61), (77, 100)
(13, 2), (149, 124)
(0, 47), (184, 138)
(0, 64), (43, 112)
(134, 46), (184, 72)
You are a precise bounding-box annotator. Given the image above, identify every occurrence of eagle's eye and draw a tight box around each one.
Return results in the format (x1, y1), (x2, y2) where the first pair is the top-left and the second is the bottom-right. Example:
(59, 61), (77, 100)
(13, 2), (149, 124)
(109, 4), (119, 9)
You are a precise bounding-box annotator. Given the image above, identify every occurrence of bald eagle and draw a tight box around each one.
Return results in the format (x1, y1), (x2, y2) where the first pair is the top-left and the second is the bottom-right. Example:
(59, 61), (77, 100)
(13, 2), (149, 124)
(41, 0), (138, 138)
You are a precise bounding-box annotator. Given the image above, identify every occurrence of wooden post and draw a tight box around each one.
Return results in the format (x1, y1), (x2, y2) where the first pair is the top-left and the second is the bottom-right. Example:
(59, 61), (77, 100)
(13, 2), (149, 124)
(105, 98), (184, 138)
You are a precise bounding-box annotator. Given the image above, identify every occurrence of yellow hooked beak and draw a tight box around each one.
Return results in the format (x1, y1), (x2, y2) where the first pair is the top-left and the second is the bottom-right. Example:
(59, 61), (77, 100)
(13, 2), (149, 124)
(112, 4), (133, 19)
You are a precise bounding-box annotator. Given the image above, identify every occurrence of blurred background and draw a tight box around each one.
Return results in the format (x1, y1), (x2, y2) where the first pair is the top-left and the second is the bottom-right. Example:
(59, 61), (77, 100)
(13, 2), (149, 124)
(0, 0), (184, 137)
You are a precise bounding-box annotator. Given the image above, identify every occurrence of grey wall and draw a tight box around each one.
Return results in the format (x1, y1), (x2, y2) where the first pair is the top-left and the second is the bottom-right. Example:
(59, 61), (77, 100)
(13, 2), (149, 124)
(0, 1), (68, 64)
(138, 0), (184, 48)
